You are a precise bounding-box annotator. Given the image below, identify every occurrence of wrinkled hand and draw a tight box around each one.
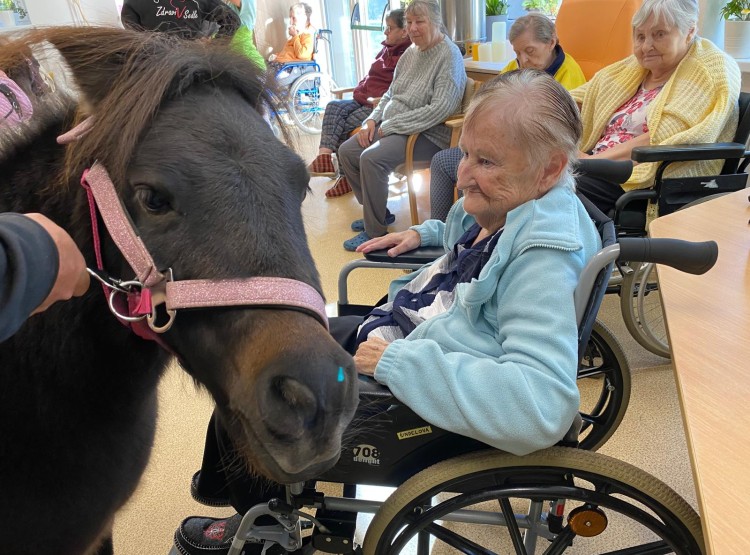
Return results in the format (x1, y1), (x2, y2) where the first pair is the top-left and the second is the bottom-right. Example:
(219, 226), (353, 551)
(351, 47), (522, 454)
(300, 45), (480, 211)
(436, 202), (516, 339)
(356, 229), (421, 256)
(354, 337), (389, 376)
(24, 213), (90, 315)
(288, 25), (298, 37)
(357, 120), (376, 148)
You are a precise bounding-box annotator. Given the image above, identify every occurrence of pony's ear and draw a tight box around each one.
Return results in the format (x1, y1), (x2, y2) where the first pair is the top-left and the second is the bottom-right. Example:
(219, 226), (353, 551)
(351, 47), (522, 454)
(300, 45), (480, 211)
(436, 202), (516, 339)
(37, 28), (142, 110)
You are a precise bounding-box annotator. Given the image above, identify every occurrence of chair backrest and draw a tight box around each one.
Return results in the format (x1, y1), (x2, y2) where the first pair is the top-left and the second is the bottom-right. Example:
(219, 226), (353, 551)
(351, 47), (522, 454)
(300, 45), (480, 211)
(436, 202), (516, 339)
(460, 77), (478, 113)
(556, 0), (641, 80)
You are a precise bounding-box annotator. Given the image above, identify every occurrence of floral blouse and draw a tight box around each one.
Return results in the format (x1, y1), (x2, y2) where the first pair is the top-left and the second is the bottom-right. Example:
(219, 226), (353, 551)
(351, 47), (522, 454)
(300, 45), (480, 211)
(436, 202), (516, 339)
(593, 84), (663, 154)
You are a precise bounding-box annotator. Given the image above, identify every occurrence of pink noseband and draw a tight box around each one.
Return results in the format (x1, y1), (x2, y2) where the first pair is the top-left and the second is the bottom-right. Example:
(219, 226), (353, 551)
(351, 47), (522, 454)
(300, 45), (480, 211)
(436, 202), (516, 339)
(80, 162), (328, 346)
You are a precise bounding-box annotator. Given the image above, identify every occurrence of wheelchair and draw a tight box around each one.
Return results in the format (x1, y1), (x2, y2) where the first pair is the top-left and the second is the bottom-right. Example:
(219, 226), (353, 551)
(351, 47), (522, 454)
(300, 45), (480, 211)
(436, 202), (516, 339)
(578, 91), (750, 359)
(270, 29), (336, 136)
(172, 199), (717, 554)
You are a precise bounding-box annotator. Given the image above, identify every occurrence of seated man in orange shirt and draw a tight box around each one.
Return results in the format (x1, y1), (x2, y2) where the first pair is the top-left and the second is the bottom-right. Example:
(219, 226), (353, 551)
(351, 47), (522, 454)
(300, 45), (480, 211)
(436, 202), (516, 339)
(268, 2), (315, 72)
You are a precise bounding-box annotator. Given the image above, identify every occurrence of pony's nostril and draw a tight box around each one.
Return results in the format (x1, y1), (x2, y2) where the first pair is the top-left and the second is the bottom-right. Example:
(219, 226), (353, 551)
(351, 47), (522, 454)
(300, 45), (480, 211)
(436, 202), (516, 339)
(272, 376), (317, 416)
(262, 376), (318, 439)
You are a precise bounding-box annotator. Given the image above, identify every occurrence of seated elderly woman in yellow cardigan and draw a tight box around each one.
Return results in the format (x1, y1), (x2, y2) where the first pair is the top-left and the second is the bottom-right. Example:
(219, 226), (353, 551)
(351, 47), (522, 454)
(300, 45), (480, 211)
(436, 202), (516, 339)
(573, 0), (740, 214)
(428, 12), (585, 221)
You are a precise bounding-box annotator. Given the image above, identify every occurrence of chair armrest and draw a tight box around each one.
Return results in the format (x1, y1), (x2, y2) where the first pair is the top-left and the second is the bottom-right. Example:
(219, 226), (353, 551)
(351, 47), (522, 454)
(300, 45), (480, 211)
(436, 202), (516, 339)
(332, 86), (355, 99)
(445, 116), (465, 129)
(364, 246), (445, 264)
(631, 142), (747, 163)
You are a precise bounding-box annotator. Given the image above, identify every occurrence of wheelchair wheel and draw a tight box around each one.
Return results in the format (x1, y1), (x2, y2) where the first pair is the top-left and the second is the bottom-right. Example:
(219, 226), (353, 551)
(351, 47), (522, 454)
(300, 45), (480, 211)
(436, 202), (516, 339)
(362, 447), (704, 555)
(577, 320), (630, 451)
(288, 71), (334, 135)
(620, 262), (671, 358)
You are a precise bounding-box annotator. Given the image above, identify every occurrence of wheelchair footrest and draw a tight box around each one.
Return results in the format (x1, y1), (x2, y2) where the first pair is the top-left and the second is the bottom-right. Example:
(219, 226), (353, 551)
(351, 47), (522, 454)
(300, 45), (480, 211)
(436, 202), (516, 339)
(311, 508), (357, 553)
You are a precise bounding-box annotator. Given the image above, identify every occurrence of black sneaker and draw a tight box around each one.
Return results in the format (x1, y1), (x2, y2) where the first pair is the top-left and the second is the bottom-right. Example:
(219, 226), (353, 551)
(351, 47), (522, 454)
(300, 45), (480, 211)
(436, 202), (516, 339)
(173, 514), (250, 555)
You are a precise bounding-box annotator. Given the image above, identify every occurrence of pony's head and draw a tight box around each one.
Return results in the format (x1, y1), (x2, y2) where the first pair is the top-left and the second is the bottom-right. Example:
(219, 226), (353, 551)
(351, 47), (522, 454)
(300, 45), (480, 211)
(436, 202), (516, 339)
(0, 28), (358, 482)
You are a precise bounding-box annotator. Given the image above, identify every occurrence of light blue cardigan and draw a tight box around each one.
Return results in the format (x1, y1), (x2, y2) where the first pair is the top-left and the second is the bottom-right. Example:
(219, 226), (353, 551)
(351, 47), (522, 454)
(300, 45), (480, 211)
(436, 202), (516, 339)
(373, 181), (601, 455)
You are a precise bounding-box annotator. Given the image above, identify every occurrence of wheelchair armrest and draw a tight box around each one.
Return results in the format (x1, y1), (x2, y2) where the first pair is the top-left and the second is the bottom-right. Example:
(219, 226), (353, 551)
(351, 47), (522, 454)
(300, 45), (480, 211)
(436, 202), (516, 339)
(364, 246), (445, 265)
(631, 142), (747, 163)
(575, 159), (634, 183)
(614, 189), (658, 212)
(358, 376), (396, 403)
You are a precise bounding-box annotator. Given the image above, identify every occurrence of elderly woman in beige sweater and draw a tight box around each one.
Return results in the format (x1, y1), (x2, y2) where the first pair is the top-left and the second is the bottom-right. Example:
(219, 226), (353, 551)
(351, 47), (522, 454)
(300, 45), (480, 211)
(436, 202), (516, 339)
(336, 0), (466, 251)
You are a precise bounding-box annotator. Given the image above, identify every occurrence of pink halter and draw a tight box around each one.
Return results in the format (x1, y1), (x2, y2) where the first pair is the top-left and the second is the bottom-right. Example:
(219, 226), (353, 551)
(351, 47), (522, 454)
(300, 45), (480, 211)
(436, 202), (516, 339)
(80, 162), (329, 346)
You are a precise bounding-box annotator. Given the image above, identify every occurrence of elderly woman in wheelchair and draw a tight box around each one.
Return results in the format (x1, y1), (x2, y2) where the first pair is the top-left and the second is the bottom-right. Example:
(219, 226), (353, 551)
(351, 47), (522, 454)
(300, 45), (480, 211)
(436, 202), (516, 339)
(171, 71), (712, 555)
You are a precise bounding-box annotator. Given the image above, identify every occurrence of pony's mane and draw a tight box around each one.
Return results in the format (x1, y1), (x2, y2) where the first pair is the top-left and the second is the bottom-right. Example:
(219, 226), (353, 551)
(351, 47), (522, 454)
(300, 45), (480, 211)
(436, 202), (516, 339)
(0, 27), (277, 189)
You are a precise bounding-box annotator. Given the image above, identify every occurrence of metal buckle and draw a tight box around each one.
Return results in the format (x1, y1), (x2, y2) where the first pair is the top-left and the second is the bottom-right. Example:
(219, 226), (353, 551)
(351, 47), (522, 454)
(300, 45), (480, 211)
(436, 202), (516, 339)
(147, 268), (176, 333)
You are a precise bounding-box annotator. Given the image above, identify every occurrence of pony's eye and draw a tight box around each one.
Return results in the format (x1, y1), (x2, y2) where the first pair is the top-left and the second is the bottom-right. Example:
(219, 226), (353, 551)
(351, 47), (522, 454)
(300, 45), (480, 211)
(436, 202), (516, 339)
(135, 186), (172, 214)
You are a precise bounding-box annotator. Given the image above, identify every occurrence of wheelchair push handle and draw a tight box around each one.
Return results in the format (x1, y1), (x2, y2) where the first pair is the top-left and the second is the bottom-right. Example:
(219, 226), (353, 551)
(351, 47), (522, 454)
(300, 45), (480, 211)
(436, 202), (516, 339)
(617, 237), (718, 275)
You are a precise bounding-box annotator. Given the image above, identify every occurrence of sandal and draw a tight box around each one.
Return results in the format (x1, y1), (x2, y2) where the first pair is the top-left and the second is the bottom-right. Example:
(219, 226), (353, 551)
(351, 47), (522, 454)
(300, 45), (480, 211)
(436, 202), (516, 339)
(325, 175), (352, 198)
(343, 231), (372, 251)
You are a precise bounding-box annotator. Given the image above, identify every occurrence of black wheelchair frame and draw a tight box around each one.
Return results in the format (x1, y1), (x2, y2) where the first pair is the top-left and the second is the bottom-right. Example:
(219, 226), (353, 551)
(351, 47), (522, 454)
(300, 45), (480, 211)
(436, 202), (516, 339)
(179, 202), (717, 555)
(578, 91), (750, 359)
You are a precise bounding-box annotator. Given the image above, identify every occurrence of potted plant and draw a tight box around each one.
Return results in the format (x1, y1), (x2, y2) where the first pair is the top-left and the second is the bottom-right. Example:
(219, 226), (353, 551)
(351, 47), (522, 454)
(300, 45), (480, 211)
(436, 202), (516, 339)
(0, 0), (27, 28)
(486, 0), (508, 42)
(722, 0), (750, 58)
(522, 0), (560, 17)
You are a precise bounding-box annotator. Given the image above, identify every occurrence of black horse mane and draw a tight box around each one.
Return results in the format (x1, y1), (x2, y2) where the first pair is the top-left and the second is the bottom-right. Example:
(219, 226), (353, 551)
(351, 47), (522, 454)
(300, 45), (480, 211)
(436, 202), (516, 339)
(0, 27), (280, 191)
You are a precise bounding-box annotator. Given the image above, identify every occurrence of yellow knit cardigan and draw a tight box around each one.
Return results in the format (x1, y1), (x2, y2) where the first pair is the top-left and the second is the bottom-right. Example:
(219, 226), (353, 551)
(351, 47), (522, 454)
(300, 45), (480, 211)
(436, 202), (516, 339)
(570, 38), (741, 190)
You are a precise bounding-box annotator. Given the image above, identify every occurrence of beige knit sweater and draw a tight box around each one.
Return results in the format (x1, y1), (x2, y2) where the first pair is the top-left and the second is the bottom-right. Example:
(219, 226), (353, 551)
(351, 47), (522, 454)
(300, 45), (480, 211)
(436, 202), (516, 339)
(570, 38), (741, 190)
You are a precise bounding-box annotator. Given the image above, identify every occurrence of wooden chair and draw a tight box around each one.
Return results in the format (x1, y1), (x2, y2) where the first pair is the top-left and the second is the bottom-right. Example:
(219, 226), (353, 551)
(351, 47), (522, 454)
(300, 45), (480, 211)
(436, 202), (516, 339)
(395, 77), (479, 225)
(555, 0), (641, 80)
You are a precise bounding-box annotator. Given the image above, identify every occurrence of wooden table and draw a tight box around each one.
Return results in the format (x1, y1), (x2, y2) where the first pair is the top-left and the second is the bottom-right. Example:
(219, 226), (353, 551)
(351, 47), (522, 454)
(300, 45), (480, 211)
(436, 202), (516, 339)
(649, 188), (750, 555)
(463, 59), (506, 83)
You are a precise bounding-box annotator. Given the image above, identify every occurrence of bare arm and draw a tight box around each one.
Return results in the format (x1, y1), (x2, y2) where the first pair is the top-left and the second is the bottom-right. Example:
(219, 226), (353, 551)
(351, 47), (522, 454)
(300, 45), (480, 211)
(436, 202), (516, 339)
(579, 132), (651, 162)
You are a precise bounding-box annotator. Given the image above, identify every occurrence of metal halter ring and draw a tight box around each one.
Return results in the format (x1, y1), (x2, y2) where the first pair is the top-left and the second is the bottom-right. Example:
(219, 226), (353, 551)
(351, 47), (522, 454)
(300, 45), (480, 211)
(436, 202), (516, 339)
(107, 280), (148, 323)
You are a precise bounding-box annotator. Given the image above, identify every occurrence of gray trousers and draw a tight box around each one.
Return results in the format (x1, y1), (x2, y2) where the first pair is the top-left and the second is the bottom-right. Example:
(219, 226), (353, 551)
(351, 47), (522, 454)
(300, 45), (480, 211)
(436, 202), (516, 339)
(338, 129), (442, 237)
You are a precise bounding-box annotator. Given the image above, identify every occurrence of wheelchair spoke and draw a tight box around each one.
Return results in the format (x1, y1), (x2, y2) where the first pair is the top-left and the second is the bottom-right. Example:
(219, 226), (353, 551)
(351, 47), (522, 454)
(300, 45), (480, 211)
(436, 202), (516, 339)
(421, 521), (498, 555)
(541, 526), (576, 555)
(499, 497), (529, 555)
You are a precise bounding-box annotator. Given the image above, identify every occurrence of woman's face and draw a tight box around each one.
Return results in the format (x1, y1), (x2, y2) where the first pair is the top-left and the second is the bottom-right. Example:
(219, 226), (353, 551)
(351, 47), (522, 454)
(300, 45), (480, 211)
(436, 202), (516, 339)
(384, 17), (409, 45)
(633, 15), (694, 77)
(406, 11), (437, 49)
(290, 6), (307, 28)
(512, 29), (557, 70)
(456, 104), (563, 231)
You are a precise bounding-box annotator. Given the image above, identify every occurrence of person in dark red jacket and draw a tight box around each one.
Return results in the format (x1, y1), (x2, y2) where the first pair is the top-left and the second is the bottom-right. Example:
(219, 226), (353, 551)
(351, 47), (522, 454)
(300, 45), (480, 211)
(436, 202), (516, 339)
(0, 213), (89, 343)
(309, 9), (411, 197)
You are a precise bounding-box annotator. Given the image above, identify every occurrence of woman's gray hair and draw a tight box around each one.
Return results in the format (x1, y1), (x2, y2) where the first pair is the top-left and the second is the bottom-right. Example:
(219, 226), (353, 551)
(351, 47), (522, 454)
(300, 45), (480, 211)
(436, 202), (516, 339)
(404, 0), (445, 34)
(290, 2), (313, 27)
(632, 0), (699, 37)
(463, 70), (582, 187)
(508, 12), (558, 46)
(386, 9), (406, 29)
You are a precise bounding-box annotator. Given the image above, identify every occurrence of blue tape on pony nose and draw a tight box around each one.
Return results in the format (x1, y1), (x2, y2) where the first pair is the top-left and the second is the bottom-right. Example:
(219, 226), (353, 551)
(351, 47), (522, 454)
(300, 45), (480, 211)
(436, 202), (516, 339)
(337, 367), (345, 382)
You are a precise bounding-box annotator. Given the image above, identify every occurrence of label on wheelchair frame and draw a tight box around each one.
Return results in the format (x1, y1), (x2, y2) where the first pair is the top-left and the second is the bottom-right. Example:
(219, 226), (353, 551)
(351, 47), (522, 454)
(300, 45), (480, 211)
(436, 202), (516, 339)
(396, 426), (433, 440)
(352, 444), (380, 465)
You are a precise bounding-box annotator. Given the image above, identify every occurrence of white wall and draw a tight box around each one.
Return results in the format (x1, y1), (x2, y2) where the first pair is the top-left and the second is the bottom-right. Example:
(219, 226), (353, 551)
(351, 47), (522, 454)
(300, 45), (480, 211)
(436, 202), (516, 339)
(24, 0), (120, 26)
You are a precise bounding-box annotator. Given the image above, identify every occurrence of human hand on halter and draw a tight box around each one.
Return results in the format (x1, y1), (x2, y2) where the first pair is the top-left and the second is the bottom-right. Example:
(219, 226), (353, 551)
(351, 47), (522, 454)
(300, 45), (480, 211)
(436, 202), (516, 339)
(356, 229), (421, 256)
(357, 120), (377, 148)
(354, 336), (389, 376)
(24, 213), (90, 315)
